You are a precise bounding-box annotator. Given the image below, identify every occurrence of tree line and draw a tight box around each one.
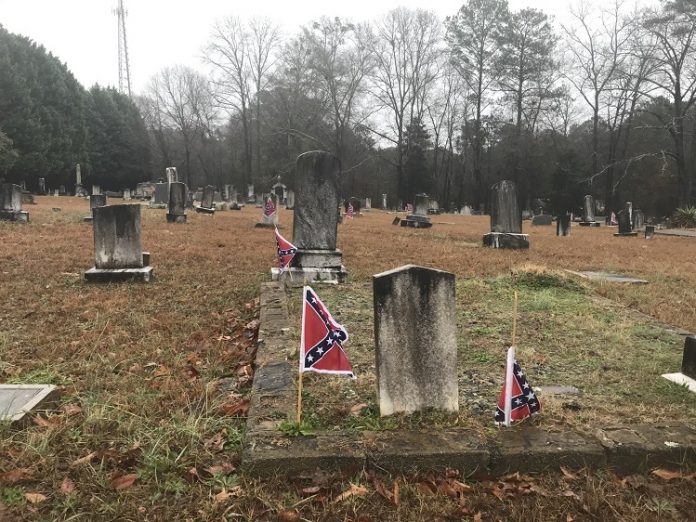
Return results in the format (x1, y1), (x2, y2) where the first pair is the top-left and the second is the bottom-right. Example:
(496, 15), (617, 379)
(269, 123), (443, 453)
(2, 1), (696, 217)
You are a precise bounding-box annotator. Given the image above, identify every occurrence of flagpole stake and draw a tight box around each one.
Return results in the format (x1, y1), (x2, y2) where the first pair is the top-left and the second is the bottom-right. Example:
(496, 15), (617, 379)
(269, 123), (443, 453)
(511, 290), (518, 347)
(296, 369), (303, 425)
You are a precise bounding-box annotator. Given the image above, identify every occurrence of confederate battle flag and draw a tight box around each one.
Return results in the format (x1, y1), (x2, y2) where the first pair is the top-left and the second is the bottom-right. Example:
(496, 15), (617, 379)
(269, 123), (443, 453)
(346, 203), (354, 219)
(495, 346), (541, 426)
(264, 196), (277, 218)
(300, 286), (354, 377)
(275, 228), (297, 273)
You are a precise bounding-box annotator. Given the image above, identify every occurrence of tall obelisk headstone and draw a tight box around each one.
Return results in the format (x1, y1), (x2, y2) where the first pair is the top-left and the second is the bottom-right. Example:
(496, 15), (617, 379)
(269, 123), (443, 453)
(482, 180), (529, 249)
(579, 195), (600, 227)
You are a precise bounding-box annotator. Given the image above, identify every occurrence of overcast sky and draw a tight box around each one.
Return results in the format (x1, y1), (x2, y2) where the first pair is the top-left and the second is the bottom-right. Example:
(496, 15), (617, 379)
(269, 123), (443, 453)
(0, 0), (653, 95)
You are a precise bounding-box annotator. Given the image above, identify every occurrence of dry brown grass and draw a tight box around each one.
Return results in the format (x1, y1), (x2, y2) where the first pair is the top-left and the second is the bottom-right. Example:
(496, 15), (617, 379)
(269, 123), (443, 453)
(0, 198), (695, 520)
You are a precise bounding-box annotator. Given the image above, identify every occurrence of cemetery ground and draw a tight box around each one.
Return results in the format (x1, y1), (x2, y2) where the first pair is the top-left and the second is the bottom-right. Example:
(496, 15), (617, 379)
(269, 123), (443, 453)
(1, 198), (696, 521)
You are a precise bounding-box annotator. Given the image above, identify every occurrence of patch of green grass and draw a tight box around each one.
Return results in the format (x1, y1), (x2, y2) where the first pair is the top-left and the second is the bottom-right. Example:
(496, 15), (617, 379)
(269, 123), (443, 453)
(0, 487), (26, 507)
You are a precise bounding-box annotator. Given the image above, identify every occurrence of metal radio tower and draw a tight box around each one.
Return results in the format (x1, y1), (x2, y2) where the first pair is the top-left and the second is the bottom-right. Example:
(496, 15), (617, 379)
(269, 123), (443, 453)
(114, 0), (132, 97)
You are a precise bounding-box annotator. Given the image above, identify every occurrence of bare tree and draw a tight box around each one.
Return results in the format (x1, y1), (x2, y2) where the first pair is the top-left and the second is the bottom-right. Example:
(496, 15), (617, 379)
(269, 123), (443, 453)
(562, 0), (635, 207)
(641, 1), (696, 205)
(446, 0), (508, 210)
(304, 17), (374, 168)
(146, 65), (215, 186)
(368, 7), (442, 204)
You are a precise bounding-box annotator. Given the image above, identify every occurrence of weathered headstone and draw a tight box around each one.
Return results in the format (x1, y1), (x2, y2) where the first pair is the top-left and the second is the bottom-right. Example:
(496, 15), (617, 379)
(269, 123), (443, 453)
(633, 209), (645, 229)
(92, 185), (101, 196)
(53, 189), (59, 197)
(531, 214), (553, 226)
(59, 185), (66, 196)
(382, 193), (388, 209)
(373, 265), (458, 416)
(662, 336), (696, 393)
(151, 182), (168, 207)
(123, 188), (131, 200)
(285, 189), (295, 210)
(84, 204), (153, 282)
(556, 212), (571, 236)
(83, 194), (107, 222)
(272, 150), (346, 284)
(166, 167), (178, 183)
(167, 182), (187, 223)
(364, 197), (372, 211)
(247, 184), (255, 203)
(38, 178), (46, 195)
(579, 195), (600, 227)
(0, 183), (29, 222)
(401, 193), (432, 228)
(482, 180), (529, 249)
(614, 204), (637, 237)
(645, 225), (655, 239)
(196, 185), (216, 214)
(461, 205), (472, 216)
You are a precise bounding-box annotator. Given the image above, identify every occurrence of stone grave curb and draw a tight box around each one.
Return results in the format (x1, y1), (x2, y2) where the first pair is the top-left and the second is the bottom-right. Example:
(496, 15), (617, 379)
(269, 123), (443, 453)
(243, 283), (696, 477)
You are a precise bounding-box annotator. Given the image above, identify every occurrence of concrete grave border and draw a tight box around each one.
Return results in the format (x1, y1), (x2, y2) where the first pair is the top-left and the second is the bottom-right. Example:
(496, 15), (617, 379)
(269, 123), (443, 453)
(243, 283), (696, 477)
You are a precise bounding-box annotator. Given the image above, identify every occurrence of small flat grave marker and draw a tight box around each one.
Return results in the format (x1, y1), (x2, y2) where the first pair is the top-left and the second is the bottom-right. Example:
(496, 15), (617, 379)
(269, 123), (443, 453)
(0, 384), (58, 427)
(567, 270), (648, 284)
(662, 336), (696, 394)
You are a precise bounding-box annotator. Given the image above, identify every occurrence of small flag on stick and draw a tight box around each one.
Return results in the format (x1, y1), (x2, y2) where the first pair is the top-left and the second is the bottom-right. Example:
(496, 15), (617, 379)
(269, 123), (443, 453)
(346, 203), (354, 219)
(264, 196), (277, 219)
(300, 286), (353, 377)
(494, 346), (541, 426)
(610, 211), (618, 225)
(275, 228), (297, 273)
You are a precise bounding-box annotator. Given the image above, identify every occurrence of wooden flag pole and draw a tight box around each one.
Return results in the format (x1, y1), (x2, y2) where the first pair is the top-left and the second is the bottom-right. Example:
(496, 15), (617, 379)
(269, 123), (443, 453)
(511, 290), (518, 347)
(296, 369), (303, 424)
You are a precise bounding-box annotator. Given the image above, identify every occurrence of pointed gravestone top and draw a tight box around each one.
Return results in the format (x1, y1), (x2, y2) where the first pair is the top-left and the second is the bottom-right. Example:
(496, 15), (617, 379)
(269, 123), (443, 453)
(373, 264), (458, 416)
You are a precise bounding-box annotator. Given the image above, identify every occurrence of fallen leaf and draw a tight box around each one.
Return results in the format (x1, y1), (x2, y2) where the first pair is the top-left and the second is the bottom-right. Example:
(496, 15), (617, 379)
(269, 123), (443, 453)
(562, 490), (581, 501)
(205, 463), (236, 476)
(490, 485), (505, 501)
(301, 486), (321, 495)
(278, 509), (301, 522)
(62, 404), (83, 417)
(214, 486), (242, 503)
(393, 480), (400, 506)
(416, 481), (436, 496)
(204, 430), (227, 452)
(153, 365), (170, 378)
(560, 466), (578, 481)
(110, 473), (137, 491)
(221, 398), (250, 416)
(567, 514), (575, 522)
(60, 477), (75, 495)
(33, 415), (61, 428)
(0, 468), (33, 485)
(473, 513), (482, 522)
(71, 451), (97, 466)
(350, 403), (369, 416)
(25, 493), (47, 504)
(333, 484), (368, 503)
(652, 469), (684, 481)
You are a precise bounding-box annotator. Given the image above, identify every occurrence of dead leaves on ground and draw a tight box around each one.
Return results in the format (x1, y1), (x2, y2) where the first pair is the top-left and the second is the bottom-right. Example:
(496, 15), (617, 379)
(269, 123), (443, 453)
(0, 468), (34, 485)
(110, 473), (138, 491)
(651, 468), (696, 481)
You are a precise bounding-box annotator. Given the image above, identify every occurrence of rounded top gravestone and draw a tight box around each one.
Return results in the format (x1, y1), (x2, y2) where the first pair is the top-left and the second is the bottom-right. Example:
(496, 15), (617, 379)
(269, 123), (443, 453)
(293, 151), (341, 251)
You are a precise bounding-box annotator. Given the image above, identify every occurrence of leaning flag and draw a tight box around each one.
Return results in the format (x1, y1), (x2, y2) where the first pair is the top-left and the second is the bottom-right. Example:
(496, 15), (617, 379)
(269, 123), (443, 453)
(275, 228), (297, 273)
(495, 346), (540, 426)
(347, 203), (354, 219)
(610, 211), (618, 225)
(405, 203), (413, 213)
(264, 196), (277, 218)
(300, 286), (354, 377)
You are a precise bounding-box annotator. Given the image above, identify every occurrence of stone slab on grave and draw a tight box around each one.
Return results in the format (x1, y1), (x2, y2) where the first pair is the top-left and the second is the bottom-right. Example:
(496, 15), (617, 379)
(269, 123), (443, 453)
(84, 204), (153, 282)
(373, 265), (458, 416)
(0, 384), (58, 428)
(567, 270), (648, 284)
(482, 180), (528, 249)
(662, 336), (696, 394)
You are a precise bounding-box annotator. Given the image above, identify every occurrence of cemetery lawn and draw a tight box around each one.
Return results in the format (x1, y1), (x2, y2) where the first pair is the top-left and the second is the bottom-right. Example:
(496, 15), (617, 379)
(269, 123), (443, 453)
(0, 198), (695, 521)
